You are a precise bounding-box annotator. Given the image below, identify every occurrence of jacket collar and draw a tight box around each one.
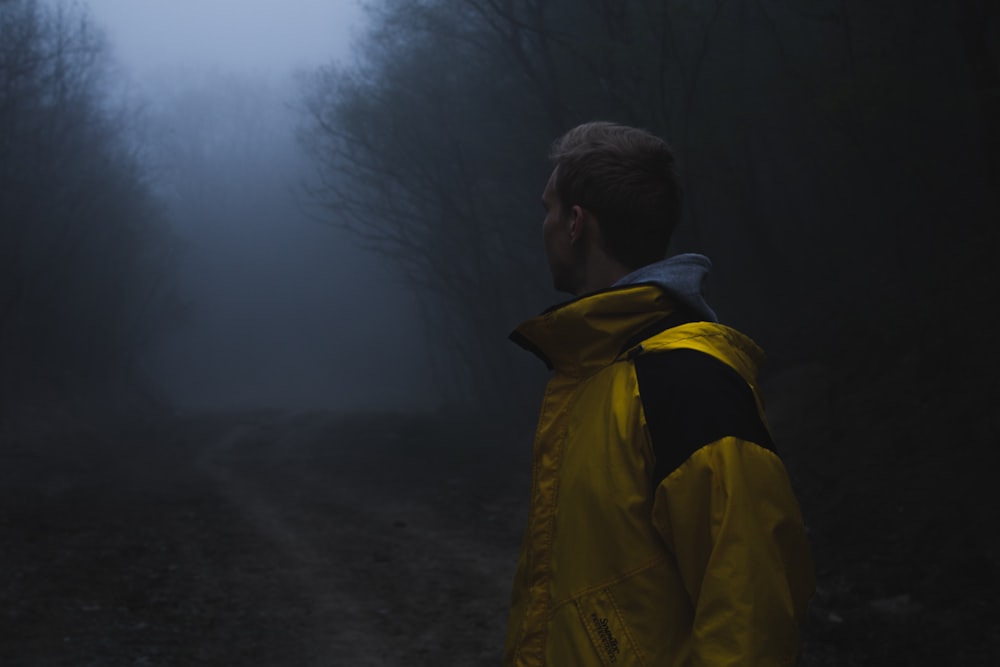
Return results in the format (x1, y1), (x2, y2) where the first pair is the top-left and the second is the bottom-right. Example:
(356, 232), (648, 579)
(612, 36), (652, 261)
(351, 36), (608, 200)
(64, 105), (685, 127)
(510, 284), (683, 377)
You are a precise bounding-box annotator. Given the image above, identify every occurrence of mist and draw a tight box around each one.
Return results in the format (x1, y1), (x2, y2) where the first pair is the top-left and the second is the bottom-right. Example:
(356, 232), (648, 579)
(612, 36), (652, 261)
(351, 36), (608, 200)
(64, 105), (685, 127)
(86, 0), (434, 412)
(85, 0), (363, 75)
(139, 70), (433, 411)
(1, 0), (997, 665)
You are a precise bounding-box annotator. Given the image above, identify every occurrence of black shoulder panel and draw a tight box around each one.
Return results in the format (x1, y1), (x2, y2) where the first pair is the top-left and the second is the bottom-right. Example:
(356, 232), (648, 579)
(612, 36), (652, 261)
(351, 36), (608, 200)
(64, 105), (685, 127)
(634, 348), (775, 487)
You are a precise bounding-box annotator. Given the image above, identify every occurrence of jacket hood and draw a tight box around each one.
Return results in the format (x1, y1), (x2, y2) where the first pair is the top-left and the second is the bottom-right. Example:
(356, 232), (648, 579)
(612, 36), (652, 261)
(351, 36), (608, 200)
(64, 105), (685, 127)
(510, 254), (721, 375)
(613, 253), (718, 323)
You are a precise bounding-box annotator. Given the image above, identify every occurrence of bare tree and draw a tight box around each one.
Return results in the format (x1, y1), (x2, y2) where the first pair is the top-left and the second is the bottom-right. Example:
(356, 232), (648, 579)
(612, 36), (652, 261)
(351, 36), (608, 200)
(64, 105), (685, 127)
(299, 0), (997, 404)
(0, 0), (180, 421)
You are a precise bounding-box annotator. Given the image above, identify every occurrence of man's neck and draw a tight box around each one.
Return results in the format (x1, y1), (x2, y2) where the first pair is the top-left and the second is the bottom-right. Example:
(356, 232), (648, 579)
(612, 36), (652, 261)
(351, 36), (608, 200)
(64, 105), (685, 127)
(573, 257), (632, 297)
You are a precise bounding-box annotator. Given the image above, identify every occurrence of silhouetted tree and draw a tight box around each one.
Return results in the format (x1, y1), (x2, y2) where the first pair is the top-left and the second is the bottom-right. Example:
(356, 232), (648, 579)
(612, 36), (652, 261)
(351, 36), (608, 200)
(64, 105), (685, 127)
(300, 0), (998, 405)
(0, 0), (180, 422)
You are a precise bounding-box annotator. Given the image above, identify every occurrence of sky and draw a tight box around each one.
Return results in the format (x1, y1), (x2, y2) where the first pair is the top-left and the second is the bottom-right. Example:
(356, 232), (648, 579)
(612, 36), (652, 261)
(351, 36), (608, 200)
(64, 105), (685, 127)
(82, 0), (365, 75)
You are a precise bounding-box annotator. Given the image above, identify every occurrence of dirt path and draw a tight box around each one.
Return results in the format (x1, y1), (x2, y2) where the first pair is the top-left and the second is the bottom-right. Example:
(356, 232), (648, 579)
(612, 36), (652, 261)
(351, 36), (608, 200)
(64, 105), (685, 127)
(197, 415), (524, 666)
(0, 411), (529, 666)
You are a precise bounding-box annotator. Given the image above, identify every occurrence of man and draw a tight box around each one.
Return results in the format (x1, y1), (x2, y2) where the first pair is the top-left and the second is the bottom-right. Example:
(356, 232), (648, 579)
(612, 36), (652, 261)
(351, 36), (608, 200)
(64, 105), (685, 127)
(503, 122), (814, 666)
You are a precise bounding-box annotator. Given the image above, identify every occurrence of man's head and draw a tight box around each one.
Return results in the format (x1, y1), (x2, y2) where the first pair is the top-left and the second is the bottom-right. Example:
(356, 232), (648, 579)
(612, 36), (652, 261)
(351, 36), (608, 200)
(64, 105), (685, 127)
(542, 122), (682, 295)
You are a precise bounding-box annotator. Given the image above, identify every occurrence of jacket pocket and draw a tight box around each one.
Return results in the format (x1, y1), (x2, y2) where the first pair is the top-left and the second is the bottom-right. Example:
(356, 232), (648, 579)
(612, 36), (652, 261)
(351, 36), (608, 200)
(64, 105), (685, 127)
(573, 588), (646, 667)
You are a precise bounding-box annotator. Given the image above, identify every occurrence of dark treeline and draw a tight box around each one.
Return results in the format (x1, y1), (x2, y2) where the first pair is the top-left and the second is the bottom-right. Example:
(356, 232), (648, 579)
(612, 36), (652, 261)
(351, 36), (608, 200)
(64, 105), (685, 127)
(0, 0), (180, 424)
(300, 0), (999, 411)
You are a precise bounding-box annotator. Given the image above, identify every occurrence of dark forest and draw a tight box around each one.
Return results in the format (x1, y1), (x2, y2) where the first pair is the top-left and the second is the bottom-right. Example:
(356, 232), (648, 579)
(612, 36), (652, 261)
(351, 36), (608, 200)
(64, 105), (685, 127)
(1, 0), (998, 664)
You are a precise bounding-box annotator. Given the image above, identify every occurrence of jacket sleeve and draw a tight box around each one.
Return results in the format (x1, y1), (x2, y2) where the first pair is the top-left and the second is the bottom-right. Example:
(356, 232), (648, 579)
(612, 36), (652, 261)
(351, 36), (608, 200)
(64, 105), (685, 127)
(635, 350), (814, 666)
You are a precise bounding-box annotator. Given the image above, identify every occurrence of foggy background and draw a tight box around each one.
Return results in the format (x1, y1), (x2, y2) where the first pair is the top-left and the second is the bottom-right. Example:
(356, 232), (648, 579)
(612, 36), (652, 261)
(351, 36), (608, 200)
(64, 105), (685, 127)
(58, 0), (433, 411)
(138, 69), (433, 411)
(1, 0), (998, 664)
(6, 0), (994, 418)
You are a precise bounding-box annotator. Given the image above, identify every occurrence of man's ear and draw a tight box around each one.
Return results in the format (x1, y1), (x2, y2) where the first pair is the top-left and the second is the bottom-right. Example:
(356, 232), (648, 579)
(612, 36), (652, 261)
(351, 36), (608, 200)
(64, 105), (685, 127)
(568, 205), (585, 243)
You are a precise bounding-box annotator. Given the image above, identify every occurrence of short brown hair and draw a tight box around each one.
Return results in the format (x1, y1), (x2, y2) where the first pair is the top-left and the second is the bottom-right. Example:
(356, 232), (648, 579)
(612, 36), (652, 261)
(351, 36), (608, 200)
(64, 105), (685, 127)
(549, 122), (682, 270)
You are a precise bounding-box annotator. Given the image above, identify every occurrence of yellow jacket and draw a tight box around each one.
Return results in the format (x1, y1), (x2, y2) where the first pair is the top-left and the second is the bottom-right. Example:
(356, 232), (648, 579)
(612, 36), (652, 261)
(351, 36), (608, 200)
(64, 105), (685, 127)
(504, 283), (814, 667)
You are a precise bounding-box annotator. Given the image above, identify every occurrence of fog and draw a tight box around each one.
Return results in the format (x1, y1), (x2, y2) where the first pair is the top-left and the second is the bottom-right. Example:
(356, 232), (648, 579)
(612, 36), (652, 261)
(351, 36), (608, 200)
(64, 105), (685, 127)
(84, 0), (434, 411)
(2, 0), (997, 663)
(85, 0), (363, 75)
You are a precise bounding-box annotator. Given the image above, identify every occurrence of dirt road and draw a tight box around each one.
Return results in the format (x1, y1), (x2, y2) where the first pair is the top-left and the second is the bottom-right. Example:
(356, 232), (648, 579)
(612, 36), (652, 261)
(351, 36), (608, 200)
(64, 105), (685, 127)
(0, 411), (529, 666)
